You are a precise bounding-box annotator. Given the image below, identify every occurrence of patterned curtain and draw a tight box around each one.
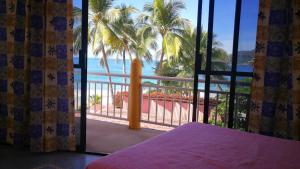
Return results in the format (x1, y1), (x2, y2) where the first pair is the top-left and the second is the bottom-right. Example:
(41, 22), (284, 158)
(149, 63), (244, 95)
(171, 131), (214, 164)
(0, 0), (75, 152)
(249, 0), (300, 140)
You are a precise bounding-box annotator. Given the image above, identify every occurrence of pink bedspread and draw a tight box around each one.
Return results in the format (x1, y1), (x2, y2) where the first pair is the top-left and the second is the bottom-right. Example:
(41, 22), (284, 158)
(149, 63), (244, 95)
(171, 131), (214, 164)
(86, 123), (300, 169)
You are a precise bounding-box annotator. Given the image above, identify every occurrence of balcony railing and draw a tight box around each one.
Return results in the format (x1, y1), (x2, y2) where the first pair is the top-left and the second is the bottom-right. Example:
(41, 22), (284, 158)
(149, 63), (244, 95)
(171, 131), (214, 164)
(74, 72), (251, 129)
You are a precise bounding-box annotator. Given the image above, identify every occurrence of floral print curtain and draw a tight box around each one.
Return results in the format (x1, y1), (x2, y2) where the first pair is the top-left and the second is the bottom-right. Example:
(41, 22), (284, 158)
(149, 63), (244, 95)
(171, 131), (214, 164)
(0, 0), (75, 152)
(249, 0), (300, 140)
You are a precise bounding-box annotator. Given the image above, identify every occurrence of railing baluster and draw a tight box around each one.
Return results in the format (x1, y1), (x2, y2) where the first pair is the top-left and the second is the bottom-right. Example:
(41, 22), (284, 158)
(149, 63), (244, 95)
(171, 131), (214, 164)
(94, 83), (97, 114)
(171, 88), (174, 126)
(215, 93), (219, 125)
(88, 82), (91, 113)
(187, 89), (191, 123)
(163, 88), (166, 125)
(126, 84), (130, 119)
(234, 95), (239, 128)
(141, 86), (144, 121)
(196, 90), (200, 122)
(245, 93), (251, 131)
(107, 83), (109, 116)
(147, 86), (151, 122)
(113, 84), (116, 117)
(179, 90), (183, 125)
(224, 94), (229, 127)
(120, 84), (123, 118)
(100, 83), (103, 116)
(155, 86), (159, 123)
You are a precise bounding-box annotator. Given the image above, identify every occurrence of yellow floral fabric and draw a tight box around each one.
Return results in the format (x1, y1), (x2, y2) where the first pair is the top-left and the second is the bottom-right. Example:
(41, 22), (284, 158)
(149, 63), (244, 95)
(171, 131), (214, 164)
(249, 0), (300, 140)
(0, 0), (75, 152)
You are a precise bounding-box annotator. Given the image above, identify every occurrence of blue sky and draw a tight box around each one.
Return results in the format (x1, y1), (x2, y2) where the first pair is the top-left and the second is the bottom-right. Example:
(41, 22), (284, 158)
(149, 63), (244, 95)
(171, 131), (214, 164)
(73, 0), (258, 54)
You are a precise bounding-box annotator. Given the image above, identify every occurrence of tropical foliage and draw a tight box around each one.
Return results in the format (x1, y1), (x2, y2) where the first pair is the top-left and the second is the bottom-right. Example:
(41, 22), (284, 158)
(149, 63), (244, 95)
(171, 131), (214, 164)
(90, 95), (102, 105)
(156, 27), (229, 88)
(213, 77), (252, 129)
(73, 0), (229, 88)
(138, 0), (192, 71)
(72, 0), (251, 128)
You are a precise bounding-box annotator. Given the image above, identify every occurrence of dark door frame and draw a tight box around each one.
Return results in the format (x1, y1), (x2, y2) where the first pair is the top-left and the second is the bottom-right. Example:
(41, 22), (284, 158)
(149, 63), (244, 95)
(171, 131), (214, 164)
(75, 0), (108, 156)
(73, 0), (88, 153)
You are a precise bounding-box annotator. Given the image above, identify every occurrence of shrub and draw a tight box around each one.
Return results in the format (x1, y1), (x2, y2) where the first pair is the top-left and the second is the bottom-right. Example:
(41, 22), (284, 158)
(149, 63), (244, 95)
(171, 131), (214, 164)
(90, 95), (101, 105)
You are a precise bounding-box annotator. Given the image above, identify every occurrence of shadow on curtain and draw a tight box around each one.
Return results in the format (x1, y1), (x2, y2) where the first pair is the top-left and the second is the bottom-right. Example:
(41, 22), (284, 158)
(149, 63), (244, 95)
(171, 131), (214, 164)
(0, 0), (75, 152)
(249, 0), (300, 140)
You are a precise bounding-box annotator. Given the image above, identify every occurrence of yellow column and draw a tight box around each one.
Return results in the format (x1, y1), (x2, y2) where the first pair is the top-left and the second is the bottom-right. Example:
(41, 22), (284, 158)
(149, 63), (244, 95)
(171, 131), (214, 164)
(128, 58), (142, 130)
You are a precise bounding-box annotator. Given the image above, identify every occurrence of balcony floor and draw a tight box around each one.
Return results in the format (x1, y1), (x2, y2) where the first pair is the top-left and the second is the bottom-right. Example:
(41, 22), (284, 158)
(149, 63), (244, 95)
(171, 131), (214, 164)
(86, 115), (170, 153)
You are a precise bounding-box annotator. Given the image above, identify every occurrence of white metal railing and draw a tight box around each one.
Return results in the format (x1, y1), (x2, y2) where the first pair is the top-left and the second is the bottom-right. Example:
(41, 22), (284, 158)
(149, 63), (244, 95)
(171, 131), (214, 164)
(74, 72), (251, 128)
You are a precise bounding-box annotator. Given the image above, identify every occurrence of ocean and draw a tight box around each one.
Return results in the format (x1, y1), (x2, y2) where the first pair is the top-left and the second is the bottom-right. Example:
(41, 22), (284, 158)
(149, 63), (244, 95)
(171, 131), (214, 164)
(74, 57), (253, 87)
(74, 57), (157, 83)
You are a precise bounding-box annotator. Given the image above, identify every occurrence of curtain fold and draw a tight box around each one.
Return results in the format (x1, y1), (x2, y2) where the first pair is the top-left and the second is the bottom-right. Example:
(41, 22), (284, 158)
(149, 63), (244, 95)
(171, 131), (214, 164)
(249, 0), (300, 140)
(0, 0), (75, 152)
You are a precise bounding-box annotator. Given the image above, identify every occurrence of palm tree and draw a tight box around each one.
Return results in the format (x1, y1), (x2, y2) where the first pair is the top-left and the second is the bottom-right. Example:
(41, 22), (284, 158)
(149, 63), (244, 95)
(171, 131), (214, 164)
(133, 24), (158, 63)
(73, 0), (124, 99)
(158, 27), (229, 89)
(139, 0), (191, 73)
(175, 28), (230, 77)
(103, 5), (156, 83)
(108, 5), (158, 84)
(106, 5), (139, 84)
(73, 6), (83, 55)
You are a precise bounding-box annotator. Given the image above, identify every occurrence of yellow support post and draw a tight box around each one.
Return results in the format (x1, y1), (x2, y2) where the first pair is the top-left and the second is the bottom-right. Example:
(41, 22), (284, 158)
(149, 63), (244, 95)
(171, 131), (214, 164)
(128, 58), (142, 130)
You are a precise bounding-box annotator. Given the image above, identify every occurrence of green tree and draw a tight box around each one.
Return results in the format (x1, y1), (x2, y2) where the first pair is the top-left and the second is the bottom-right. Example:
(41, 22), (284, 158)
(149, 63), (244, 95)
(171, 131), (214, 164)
(214, 77), (252, 129)
(139, 0), (191, 72)
(73, 0), (125, 99)
(157, 27), (230, 88)
(74, 2), (157, 86)
(104, 4), (137, 84)
(107, 5), (157, 83)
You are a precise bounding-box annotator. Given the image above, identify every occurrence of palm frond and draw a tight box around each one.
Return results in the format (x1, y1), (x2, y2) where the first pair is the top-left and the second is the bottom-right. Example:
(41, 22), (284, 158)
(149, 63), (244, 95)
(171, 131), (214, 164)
(73, 7), (82, 22)
(89, 0), (113, 14)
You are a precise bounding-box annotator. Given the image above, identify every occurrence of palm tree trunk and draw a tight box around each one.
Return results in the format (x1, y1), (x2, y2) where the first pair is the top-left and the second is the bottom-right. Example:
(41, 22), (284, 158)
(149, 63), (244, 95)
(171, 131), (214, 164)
(157, 39), (165, 86)
(125, 45), (133, 62)
(101, 45), (114, 101)
(159, 50), (164, 70)
(122, 49), (127, 84)
(158, 39), (165, 71)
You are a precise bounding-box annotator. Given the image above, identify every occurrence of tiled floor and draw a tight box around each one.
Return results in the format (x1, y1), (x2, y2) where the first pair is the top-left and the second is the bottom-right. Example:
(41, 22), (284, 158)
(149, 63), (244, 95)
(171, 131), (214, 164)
(0, 145), (100, 169)
(86, 117), (167, 153)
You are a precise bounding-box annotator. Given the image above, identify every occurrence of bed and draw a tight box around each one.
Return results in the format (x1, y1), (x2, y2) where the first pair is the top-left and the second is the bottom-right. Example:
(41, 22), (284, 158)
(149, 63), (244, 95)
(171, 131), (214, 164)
(86, 123), (300, 169)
